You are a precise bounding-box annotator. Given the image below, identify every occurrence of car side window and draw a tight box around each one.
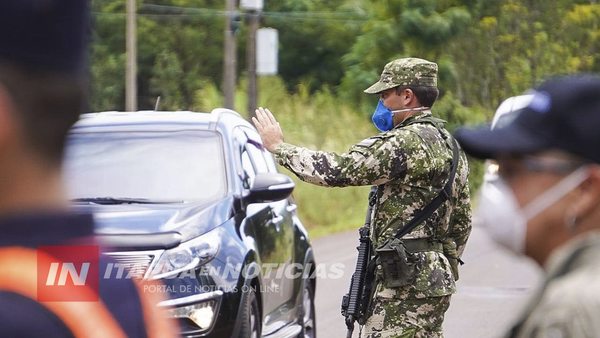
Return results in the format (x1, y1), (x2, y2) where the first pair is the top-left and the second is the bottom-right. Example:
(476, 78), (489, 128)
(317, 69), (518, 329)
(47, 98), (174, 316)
(241, 149), (255, 189)
(236, 127), (273, 189)
(241, 127), (277, 173)
(246, 143), (269, 174)
(240, 142), (269, 190)
(263, 151), (278, 173)
(242, 142), (269, 189)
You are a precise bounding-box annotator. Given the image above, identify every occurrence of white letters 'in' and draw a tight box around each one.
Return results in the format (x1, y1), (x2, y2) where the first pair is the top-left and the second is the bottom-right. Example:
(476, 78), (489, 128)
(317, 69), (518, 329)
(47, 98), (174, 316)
(45, 262), (90, 286)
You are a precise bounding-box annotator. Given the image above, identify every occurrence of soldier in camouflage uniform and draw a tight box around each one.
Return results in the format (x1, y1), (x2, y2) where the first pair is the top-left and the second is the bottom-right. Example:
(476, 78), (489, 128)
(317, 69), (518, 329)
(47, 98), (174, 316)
(253, 57), (472, 338)
(456, 75), (600, 338)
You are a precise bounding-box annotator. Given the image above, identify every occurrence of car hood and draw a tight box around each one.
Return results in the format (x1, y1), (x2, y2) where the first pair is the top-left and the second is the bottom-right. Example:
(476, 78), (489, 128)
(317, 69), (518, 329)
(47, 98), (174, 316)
(72, 197), (235, 241)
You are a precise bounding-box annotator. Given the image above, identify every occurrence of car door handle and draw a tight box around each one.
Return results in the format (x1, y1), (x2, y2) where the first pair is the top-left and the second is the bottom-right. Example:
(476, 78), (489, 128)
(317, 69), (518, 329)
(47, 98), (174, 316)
(269, 209), (285, 232)
(286, 204), (297, 213)
(272, 214), (284, 224)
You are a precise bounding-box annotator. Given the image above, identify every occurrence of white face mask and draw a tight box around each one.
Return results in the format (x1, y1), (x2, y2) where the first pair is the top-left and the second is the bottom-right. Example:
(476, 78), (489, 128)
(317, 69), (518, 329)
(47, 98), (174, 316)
(474, 166), (589, 254)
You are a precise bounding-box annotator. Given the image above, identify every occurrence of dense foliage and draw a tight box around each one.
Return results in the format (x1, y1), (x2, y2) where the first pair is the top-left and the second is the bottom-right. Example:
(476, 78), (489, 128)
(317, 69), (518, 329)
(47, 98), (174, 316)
(90, 0), (600, 235)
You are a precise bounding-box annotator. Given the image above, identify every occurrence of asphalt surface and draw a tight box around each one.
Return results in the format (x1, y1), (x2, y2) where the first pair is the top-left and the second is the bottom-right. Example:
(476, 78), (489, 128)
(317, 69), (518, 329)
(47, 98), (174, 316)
(311, 226), (543, 338)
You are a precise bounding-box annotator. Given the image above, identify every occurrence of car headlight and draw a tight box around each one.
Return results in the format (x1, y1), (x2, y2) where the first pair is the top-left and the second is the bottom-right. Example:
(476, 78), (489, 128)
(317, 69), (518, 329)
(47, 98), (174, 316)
(150, 227), (220, 279)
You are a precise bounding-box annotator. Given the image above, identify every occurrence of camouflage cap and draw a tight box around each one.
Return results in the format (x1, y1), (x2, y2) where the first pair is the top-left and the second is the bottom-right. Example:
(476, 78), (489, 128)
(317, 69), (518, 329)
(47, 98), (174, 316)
(364, 57), (438, 94)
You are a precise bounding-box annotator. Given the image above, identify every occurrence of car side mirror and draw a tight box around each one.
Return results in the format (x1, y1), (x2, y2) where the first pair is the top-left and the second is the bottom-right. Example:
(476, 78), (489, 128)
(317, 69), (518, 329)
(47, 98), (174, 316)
(246, 173), (295, 204)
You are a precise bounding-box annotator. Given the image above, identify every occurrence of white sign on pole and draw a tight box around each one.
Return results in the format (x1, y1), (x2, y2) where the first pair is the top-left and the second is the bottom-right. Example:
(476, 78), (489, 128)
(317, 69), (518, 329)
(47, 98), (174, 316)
(256, 28), (278, 75)
(240, 0), (263, 11)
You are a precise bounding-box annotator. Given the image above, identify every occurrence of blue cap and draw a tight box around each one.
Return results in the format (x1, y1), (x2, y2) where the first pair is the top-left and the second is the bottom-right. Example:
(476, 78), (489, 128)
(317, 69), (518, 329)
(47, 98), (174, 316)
(455, 74), (600, 163)
(0, 0), (90, 75)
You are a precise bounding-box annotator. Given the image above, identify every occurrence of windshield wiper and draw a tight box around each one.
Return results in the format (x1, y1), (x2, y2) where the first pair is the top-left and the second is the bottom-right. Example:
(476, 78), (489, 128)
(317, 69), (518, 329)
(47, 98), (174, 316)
(71, 197), (183, 205)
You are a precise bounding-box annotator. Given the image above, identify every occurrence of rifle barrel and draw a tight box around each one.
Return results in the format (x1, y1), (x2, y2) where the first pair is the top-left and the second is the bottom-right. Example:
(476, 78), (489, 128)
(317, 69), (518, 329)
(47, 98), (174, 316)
(341, 186), (378, 337)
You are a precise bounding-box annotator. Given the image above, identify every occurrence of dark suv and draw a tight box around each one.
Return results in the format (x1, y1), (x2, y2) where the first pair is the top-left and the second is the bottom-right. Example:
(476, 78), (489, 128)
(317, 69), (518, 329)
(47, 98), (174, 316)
(63, 109), (316, 338)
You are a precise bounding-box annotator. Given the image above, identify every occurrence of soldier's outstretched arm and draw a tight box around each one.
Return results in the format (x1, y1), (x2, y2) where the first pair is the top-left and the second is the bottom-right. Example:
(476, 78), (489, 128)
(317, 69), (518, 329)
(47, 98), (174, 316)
(253, 107), (420, 187)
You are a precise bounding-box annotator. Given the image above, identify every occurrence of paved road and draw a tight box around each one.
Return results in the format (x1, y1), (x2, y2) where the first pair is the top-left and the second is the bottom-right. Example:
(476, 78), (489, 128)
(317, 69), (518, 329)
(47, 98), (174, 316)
(311, 226), (542, 338)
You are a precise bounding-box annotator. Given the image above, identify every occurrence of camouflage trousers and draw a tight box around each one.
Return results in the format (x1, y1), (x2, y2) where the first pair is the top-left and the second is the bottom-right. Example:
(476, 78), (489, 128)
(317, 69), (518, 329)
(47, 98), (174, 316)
(362, 295), (451, 338)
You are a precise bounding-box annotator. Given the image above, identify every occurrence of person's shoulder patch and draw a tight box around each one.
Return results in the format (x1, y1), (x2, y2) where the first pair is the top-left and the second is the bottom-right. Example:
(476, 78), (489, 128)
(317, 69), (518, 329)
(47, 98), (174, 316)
(357, 137), (379, 148)
(356, 134), (390, 148)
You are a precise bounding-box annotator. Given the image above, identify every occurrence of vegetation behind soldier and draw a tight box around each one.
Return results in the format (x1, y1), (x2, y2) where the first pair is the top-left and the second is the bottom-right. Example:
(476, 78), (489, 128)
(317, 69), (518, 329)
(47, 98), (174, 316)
(253, 57), (472, 338)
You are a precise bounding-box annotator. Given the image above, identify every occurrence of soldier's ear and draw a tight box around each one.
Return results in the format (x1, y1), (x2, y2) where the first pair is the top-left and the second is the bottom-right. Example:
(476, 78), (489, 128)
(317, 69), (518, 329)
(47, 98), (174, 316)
(403, 88), (416, 104)
(406, 88), (414, 101)
(395, 87), (413, 102)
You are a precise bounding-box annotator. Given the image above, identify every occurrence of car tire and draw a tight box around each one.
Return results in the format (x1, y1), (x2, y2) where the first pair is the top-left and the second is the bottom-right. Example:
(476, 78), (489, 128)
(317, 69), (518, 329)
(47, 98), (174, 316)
(238, 287), (261, 338)
(298, 279), (316, 338)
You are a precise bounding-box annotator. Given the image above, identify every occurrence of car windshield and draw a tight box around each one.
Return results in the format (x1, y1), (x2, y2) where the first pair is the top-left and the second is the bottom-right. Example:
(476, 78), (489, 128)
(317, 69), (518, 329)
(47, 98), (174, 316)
(64, 130), (227, 204)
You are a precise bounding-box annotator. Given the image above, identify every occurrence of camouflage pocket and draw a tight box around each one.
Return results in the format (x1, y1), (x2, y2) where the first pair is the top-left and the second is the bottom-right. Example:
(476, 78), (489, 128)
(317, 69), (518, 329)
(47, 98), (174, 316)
(364, 298), (418, 337)
(375, 238), (418, 288)
(441, 239), (460, 281)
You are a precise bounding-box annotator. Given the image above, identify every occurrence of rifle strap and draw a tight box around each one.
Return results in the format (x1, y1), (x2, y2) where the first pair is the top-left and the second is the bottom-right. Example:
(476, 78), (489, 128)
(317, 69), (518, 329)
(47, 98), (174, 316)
(367, 185), (379, 241)
(392, 136), (460, 240)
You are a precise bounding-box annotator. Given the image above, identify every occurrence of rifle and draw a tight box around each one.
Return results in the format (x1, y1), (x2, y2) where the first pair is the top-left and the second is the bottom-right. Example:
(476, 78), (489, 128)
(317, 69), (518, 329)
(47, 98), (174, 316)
(341, 186), (378, 338)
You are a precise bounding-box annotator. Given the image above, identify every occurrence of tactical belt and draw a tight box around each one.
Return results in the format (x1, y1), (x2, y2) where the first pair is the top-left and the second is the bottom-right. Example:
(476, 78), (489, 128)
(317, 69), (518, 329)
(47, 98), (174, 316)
(402, 238), (444, 253)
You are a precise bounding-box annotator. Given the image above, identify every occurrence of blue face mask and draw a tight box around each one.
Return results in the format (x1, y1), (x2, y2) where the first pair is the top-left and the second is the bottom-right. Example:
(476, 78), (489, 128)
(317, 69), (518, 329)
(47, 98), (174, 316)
(371, 100), (395, 132)
(371, 100), (430, 132)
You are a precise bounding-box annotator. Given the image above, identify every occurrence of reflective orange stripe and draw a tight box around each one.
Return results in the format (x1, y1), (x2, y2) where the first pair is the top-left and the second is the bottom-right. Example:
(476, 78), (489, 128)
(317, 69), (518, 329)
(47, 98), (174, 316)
(0, 247), (126, 338)
(134, 278), (179, 338)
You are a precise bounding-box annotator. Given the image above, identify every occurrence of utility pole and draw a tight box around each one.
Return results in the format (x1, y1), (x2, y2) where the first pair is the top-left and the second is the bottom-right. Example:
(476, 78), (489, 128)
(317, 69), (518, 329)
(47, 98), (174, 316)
(126, 0), (137, 112)
(246, 11), (259, 119)
(223, 0), (237, 110)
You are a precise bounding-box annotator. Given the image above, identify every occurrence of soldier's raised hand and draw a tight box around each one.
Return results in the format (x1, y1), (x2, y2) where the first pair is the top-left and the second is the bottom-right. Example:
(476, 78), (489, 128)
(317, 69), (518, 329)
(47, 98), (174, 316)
(252, 107), (284, 152)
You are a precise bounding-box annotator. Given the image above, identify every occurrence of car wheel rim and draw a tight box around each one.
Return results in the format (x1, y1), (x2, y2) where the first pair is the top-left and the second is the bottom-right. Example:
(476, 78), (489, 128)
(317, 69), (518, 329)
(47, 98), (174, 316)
(302, 286), (315, 338)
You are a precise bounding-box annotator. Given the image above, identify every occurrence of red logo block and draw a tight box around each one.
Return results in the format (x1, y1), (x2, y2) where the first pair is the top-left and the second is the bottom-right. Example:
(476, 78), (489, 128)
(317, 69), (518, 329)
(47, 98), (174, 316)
(37, 245), (99, 301)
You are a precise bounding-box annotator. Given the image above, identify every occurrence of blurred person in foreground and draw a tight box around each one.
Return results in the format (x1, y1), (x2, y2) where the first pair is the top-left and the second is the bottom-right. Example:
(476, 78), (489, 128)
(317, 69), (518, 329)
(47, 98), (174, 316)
(0, 1), (177, 337)
(253, 58), (472, 337)
(455, 74), (600, 338)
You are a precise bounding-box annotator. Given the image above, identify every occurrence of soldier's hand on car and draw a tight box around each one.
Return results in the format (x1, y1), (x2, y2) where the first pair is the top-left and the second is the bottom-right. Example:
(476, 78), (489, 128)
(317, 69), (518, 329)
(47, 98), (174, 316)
(252, 107), (284, 152)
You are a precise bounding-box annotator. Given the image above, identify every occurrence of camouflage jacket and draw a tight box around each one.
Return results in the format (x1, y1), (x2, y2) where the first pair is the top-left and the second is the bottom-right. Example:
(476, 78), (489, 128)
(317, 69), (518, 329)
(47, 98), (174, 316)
(509, 232), (600, 338)
(274, 110), (472, 299)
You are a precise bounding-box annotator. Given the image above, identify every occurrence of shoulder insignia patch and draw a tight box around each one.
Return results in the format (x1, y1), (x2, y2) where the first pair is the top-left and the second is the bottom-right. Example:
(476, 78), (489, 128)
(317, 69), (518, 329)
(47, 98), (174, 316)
(357, 137), (379, 148)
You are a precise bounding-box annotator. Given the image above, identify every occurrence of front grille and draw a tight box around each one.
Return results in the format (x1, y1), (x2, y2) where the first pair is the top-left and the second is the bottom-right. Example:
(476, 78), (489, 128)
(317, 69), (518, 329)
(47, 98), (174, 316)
(106, 253), (155, 279)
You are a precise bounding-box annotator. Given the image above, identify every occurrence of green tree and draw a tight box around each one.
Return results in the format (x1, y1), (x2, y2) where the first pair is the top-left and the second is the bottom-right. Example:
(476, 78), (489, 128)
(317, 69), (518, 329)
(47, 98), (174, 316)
(90, 0), (127, 111)
(262, 0), (363, 91)
(449, 0), (579, 109)
(150, 50), (185, 109)
(561, 4), (600, 72)
(339, 0), (471, 110)
(91, 0), (225, 111)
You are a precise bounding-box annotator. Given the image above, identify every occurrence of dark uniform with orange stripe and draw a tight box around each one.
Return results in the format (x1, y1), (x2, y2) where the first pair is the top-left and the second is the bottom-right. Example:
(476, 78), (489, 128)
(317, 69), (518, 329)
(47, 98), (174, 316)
(0, 213), (177, 338)
(0, 1), (178, 337)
